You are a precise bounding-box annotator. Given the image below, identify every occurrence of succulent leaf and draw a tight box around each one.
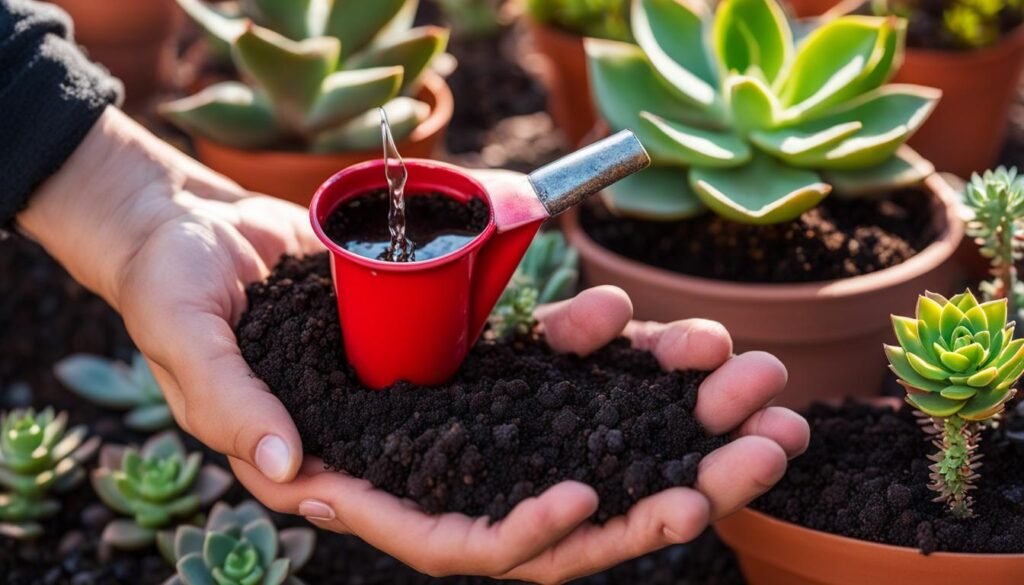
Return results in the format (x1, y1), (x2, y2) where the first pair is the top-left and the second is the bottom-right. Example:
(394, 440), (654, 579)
(311, 97), (428, 152)
(304, 67), (404, 133)
(325, 0), (409, 60)
(631, 0), (717, 107)
(161, 83), (280, 150)
(603, 167), (706, 220)
(240, 0), (312, 40)
(343, 26), (450, 93)
(638, 112), (751, 168)
(712, 0), (792, 83)
(822, 147), (933, 196)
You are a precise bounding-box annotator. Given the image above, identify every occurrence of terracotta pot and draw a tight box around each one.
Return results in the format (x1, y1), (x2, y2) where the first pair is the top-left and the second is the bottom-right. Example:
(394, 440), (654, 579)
(786, 0), (842, 17)
(49, 0), (181, 108)
(562, 171), (965, 409)
(894, 26), (1024, 178)
(716, 507), (1024, 585)
(526, 19), (596, 148)
(193, 72), (454, 206)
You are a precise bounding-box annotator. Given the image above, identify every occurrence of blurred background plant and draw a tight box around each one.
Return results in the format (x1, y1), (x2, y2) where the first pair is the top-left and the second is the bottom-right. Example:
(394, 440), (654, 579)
(92, 431), (232, 550)
(54, 352), (172, 432)
(162, 0), (447, 152)
(872, 0), (1024, 49)
(0, 407), (99, 539)
(438, 0), (504, 39)
(525, 0), (633, 41)
(490, 231), (579, 338)
(963, 166), (1024, 322)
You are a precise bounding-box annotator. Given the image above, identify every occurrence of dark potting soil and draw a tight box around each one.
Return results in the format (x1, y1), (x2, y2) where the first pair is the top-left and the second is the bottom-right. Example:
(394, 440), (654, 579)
(322, 190), (489, 262)
(754, 401), (1024, 554)
(581, 188), (937, 283)
(236, 253), (728, 522)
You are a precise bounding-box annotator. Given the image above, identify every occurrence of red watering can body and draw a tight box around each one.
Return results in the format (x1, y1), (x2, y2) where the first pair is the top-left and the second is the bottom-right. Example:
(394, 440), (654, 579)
(310, 132), (650, 389)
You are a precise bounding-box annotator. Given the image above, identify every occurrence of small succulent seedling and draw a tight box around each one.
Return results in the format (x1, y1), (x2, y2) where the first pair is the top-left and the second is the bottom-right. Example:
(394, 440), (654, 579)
(91, 431), (232, 550)
(490, 231), (579, 338)
(163, 0), (448, 152)
(588, 0), (940, 224)
(0, 407), (99, 539)
(874, 0), (1024, 49)
(963, 167), (1024, 320)
(527, 0), (633, 41)
(160, 500), (315, 585)
(886, 289), (1024, 517)
(54, 352), (173, 432)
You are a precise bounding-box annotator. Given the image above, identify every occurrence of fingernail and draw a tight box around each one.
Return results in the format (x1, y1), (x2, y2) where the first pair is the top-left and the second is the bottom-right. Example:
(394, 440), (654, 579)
(299, 499), (335, 521)
(255, 435), (291, 482)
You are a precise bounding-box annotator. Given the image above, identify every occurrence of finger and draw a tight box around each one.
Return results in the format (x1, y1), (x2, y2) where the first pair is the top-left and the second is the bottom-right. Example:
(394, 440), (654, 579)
(536, 286), (633, 356)
(624, 319), (733, 372)
(696, 435), (788, 521)
(230, 458), (598, 578)
(694, 351), (789, 435)
(733, 406), (810, 459)
(503, 488), (710, 584)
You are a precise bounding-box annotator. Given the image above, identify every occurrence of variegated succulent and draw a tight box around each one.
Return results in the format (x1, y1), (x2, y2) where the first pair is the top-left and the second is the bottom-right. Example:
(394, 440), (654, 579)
(886, 289), (1024, 517)
(91, 431), (232, 549)
(160, 501), (315, 585)
(489, 231), (579, 338)
(162, 0), (447, 152)
(55, 352), (173, 432)
(0, 407), (99, 539)
(587, 0), (940, 224)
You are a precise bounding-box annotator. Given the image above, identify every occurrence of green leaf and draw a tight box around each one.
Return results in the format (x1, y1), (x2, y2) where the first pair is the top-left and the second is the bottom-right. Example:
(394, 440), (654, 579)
(242, 519), (279, 564)
(91, 470), (134, 515)
(689, 152), (830, 224)
(586, 39), (717, 136)
(967, 367), (999, 387)
(157, 530), (177, 565)
(823, 148), (933, 196)
(905, 392), (965, 417)
(204, 532), (238, 567)
(103, 519), (157, 550)
(886, 344), (947, 393)
(713, 0), (792, 82)
(602, 167), (706, 220)
(305, 67), (403, 133)
(175, 526), (207, 562)
(175, 0), (246, 46)
(638, 112), (752, 168)
(325, 0), (408, 60)
(750, 121), (863, 162)
(143, 432), (187, 461)
(906, 351), (950, 381)
(232, 24), (340, 118)
(959, 389), (1014, 420)
(940, 385), (978, 399)
(241, 0), (312, 40)
(311, 97), (428, 152)
(631, 0), (718, 108)
(725, 74), (779, 132)
(266, 558), (292, 585)
(939, 351), (971, 372)
(892, 316), (928, 358)
(53, 356), (141, 408)
(981, 299), (1009, 338)
(159, 82), (280, 150)
(179, 553), (217, 585)
(344, 26), (449, 92)
(126, 404), (174, 433)
(279, 528), (316, 572)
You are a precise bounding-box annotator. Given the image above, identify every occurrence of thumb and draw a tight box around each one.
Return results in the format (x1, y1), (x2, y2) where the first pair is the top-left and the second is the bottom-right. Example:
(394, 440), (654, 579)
(142, 311), (303, 483)
(535, 286), (633, 356)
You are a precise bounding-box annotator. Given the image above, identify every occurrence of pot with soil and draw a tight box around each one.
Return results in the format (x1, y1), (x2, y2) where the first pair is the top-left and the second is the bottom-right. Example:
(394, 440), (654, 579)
(524, 0), (631, 147)
(161, 0), (454, 206)
(48, 0), (181, 108)
(569, 0), (964, 408)
(829, 0), (1024, 178)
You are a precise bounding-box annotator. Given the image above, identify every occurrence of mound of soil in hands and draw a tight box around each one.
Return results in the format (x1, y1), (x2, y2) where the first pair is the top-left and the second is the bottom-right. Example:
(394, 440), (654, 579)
(754, 401), (1024, 554)
(581, 188), (936, 283)
(237, 253), (727, 521)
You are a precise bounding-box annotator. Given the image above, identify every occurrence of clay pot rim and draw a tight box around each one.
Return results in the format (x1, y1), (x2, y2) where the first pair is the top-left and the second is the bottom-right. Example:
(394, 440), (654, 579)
(190, 70), (453, 163)
(723, 503), (1024, 560)
(563, 159), (964, 302)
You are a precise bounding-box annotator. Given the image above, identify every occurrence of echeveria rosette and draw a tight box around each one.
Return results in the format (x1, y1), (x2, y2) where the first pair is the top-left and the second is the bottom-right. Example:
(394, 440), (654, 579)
(885, 290), (1024, 420)
(587, 0), (941, 225)
(92, 431), (232, 550)
(55, 352), (173, 432)
(160, 501), (315, 585)
(162, 0), (447, 152)
(0, 408), (99, 539)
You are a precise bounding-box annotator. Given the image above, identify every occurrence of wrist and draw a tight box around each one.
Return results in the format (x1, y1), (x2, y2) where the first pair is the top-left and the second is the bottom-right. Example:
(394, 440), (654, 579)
(16, 107), (185, 309)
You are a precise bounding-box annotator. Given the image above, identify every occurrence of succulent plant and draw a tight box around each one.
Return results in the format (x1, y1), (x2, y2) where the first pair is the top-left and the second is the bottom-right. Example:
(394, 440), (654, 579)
(886, 289), (1024, 517)
(963, 167), (1024, 319)
(91, 431), (232, 550)
(55, 352), (173, 432)
(490, 231), (579, 338)
(160, 500), (315, 585)
(587, 0), (941, 225)
(438, 0), (503, 39)
(0, 407), (99, 539)
(873, 0), (1024, 50)
(162, 0), (448, 152)
(527, 0), (633, 41)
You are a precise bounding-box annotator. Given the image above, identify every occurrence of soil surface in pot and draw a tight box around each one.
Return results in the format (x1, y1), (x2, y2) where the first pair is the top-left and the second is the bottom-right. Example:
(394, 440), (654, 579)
(236, 253), (728, 522)
(323, 191), (489, 262)
(581, 188), (937, 283)
(754, 400), (1024, 554)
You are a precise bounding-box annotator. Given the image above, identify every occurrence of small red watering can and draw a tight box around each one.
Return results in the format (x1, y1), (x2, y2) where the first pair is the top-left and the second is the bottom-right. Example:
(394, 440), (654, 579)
(310, 131), (650, 389)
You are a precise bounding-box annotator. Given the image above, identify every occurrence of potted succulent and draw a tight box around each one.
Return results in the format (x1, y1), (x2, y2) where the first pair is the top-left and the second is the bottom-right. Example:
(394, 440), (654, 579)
(161, 0), (453, 205)
(829, 0), (1024, 177)
(563, 0), (965, 407)
(525, 0), (632, 146)
(54, 352), (173, 432)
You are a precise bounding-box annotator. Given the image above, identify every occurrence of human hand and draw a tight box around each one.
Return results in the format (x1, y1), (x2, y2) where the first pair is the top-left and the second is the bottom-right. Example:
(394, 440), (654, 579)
(232, 287), (809, 583)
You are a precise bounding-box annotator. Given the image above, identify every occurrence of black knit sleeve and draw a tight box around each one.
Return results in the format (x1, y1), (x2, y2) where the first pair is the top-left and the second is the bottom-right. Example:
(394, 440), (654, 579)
(0, 0), (124, 226)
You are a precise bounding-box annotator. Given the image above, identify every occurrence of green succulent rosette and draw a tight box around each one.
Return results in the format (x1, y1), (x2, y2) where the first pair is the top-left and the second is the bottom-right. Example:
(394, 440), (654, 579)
(55, 352), (173, 432)
(885, 289), (1024, 420)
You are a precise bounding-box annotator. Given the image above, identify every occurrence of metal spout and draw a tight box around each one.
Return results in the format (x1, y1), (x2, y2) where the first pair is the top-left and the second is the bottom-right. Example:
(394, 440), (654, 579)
(527, 130), (651, 217)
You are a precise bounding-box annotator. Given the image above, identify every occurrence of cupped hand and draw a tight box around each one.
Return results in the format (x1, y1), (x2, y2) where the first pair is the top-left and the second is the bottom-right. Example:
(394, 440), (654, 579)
(231, 287), (809, 583)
